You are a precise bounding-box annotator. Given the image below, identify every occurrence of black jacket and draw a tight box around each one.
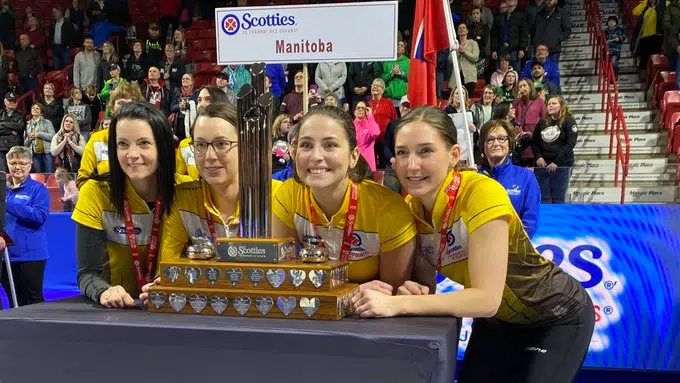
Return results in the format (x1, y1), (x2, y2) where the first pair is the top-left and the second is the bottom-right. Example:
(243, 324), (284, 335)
(532, 116), (577, 166)
(50, 19), (75, 46)
(347, 62), (379, 98)
(0, 109), (26, 151)
(15, 47), (43, 79)
(125, 53), (151, 84)
(532, 6), (572, 53)
(140, 81), (171, 116)
(491, 11), (527, 53)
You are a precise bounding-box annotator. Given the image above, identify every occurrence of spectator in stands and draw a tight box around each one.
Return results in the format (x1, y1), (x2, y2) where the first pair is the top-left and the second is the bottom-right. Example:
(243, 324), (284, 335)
(97, 41), (119, 91)
(55, 167), (78, 212)
(0, 43), (7, 104)
(382, 95), (410, 194)
(170, 73), (198, 141)
(161, 44), (185, 93)
(496, 70), (518, 102)
(73, 103), (181, 308)
(315, 62), (347, 106)
(492, 101), (517, 123)
(532, 95), (577, 204)
(21, 6), (39, 31)
(15, 34), (43, 95)
(353, 101), (380, 172)
(140, 66), (171, 115)
(466, 0), (494, 30)
(280, 70), (316, 124)
(605, 16), (626, 77)
(272, 123), (297, 182)
(144, 24), (163, 66)
(1, 146), (50, 307)
(77, 83), (145, 187)
(530, 61), (560, 99)
(100, 64), (128, 110)
(87, 0), (108, 24)
(347, 61), (378, 106)
(224, 64), (251, 93)
(66, 87), (93, 141)
(125, 40), (150, 85)
(50, 7), (75, 70)
(266, 63), (287, 99)
(445, 86), (480, 162)
(471, 85), (497, 129)
(89, 17), (124, 47)
(367, 77), (397, 168)
(38, 83), (64, 133)
(272, 114), (292, 173)
(24, 103), (56, 173)
(324, 94), (338, 107)
(0, 91), (25, 172)
(74, 37), (102, 90)
(532, 0), (571, 63)
(525, 0), (544, 59)
(51, 114), (86, 174)
(520, 44), (560, 87)
(451, 23), (480, 96)
(478, 119), (540, 238)
(24, 16), (45, 51)
(83, 85), (101, 129)
(490, 55), (512, 87)
(159, 0), (181, 44)
(663, 0), (680, 87)
(490, 0), (526, 71)
(172, 29), (190, 63)
(215, 72), (237, 106)
(468, 6), (490, 77)
(633, 0), (663, 74)
(0, 1), (16, 50)
(513, 79), (547, 167)
(66, 0), (86, 47)
(381, 40), (410, 106)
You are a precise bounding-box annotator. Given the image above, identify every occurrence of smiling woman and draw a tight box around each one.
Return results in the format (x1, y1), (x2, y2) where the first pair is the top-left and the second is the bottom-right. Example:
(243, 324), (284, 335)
(72, 103), (190, 308)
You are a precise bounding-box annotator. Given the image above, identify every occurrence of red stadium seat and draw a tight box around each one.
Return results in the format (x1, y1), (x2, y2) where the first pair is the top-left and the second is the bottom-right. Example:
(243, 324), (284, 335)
(645, 54), (669, 89)
(652, 72), (677, 109)
(660, 91), (680, 132)
(30, 173), (46, 184)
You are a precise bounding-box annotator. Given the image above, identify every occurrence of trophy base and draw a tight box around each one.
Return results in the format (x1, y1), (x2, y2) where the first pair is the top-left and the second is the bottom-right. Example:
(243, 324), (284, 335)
(147, 284), (359, 320)
(216, 237), (297, 263)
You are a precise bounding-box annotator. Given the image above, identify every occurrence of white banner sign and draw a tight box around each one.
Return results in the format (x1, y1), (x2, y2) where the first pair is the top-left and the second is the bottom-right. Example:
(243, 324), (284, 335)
(215, 2), (398, 65)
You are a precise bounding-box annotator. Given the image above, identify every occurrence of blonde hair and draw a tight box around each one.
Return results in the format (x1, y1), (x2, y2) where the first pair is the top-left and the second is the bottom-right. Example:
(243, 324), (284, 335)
(58, 113), (81, 135)
(54, 167), (73, 181)
(272, 114), (291, 139)
(543, 96), (572, 128)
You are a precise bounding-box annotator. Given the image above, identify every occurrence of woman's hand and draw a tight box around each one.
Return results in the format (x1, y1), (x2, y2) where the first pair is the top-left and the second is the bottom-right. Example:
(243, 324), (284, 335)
(99, 285), (135, 308)
(547, 163), (558, 173)
(536, 157), (547, 167)
(397, 281), (430, 295)
(139, 277), (161, 304)
(359, 280), (394, 296)
(352, 289), (402, 318)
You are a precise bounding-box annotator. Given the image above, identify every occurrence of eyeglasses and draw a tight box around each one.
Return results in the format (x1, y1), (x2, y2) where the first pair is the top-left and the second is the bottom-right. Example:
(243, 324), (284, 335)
(191, 140), (238, 155)
(485, 136), (509, 144)
(8, 161), (30, 167)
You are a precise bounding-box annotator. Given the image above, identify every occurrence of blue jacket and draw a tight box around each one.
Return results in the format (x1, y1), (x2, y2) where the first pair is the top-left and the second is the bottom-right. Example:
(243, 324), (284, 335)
(265, 64), (287, 99)
(479, 157), (540, 238)
(273, 163), (294, 182)
(4, 177), (50, 261)
(520, 57), (560, 87)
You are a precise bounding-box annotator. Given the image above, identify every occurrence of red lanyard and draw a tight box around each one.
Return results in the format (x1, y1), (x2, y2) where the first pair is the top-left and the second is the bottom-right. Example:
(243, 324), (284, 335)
(204, 206), (218, 243)
(123, 195), (163, 292)
(308, 182), (359, 262)
(419, 173), (462, 272)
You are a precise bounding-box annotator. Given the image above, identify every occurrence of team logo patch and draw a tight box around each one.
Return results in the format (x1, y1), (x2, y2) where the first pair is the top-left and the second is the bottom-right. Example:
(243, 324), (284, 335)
(222, 14), (240, 35)
(114, 226), (141, 235)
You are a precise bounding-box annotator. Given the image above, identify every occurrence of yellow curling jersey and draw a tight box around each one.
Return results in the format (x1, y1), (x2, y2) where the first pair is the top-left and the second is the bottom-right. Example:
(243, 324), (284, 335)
(176, 137), (199, 180)
(406, 171), (586, 324)
(77, 129), (110, 187)
(72, 174), (192, 296)
(160, 179), (283, 263)
(273, 179), (417, 283)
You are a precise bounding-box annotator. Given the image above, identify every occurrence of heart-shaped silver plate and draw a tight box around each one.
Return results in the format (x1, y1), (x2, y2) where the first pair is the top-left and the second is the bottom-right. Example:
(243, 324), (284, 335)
(255, 296), (274, 315)
(309, 270), (327, 289)
(188, 294), (208, 313)
(169, 293), (187, 313)
(247, 268), (264, 286)
(225, 268), (243, 286)
(148, 291), (166, 309)
(206, 267), (221, 285)
(233, 296), (251, 315)
(164, 266), (180, 284)
(184, 267), (201, 284)
(266, 268), (286, 288)
(289, 269), (306, 288)
(210, 296), (228, 314)
(277, 296), (296, 316)
(300, 297), (320, 318)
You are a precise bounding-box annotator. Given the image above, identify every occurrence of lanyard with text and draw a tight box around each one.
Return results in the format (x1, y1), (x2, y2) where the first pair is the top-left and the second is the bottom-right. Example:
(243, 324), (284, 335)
(423, 173), (462, 272)
(204, 206), (218, 243)
(123, 195), (163, 292)
(308, 182), (359, 262)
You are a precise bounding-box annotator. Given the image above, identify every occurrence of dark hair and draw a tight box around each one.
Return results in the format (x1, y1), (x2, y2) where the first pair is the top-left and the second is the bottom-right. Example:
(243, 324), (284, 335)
(199, 85), (229, 105)
(293, 105), (372, 182)
(479, 119), (516, 153)
(396, 106), (458, 147)
(492, 101), (512, 120)
(107, 102), (176, 216)
(191, 102), (238, 140)
(32, 102), (46, 115)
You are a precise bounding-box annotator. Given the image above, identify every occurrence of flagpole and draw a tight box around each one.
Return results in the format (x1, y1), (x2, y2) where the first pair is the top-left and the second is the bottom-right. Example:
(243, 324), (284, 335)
(441, 0), (474, 166)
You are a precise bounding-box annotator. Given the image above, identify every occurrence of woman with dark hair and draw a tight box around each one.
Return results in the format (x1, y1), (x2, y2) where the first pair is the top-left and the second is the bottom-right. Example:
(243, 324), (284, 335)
(491, 101), (516, 122)
(271, 105), (417, 293)
(352, 106), (593, 383)
(72, 102), (190, 308)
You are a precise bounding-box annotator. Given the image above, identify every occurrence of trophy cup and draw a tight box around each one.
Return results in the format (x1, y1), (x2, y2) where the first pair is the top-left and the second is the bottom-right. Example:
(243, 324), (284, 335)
(148, 63), (358, 320)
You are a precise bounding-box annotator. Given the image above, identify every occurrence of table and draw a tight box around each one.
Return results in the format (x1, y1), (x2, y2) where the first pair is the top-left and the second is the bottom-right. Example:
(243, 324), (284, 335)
(0, 297), (461, 383)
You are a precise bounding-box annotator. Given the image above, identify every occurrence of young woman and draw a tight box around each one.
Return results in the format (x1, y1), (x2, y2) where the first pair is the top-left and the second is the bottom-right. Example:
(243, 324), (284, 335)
(65, 87), (93, 141)
(72, 102), (187, 308)
(24, 103), (55, 173)
(271, 106), (417, 293)
(532, 96), (578, 204)
(496, 70), (518, 103)
(37, 82), (64, 133)
(55, 167), (78, 212)
(50, 114), (86, 174)
(140, 103), (284, 300)
(272, 113), (293, 173)
(450, 23), (479, 96)
(352, 106), (593, 383)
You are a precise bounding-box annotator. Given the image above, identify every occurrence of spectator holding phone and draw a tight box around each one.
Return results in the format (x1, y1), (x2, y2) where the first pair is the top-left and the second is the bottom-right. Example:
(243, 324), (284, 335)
(353, 102), (380, 172)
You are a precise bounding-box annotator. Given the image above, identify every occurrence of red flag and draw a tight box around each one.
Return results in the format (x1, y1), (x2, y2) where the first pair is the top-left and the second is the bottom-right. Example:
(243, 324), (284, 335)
(408, 0), (456, 108)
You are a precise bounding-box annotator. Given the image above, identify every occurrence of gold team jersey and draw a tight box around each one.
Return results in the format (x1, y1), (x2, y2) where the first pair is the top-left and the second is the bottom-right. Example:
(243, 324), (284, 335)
(273, 179), (417, 283)
(72, 174), (192, 296)
(406, 171), (585, 324)
(176, 137), (199, 180)
(77, 129), (110, 187)
(160, 179), (283, 263)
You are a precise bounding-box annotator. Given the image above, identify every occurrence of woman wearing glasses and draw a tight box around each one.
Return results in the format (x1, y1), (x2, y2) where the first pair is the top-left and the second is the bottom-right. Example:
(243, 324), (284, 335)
(477, 120), (540, 238)
(140, 104), (282, 299)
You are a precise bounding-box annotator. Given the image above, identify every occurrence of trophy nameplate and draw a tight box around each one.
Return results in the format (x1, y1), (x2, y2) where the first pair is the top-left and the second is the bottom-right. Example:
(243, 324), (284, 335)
(216, 237), (298, 263)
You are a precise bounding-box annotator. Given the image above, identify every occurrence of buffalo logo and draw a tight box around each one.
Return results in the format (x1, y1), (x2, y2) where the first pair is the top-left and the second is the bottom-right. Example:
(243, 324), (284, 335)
(114, 226), (141, 235)
(350, 233), (368, 253)
(194, 228), (207, 238)
(222, 14), (241, 35)
(446, 230), (455, 247)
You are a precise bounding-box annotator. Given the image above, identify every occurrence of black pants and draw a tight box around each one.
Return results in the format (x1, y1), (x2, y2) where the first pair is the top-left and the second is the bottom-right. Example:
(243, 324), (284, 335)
(0, 259), (47, 309)
(459, 295), (595, 383)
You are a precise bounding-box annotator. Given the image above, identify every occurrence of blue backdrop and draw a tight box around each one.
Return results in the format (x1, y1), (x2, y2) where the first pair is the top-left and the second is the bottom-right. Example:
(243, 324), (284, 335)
(2, 205), (680, 372)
